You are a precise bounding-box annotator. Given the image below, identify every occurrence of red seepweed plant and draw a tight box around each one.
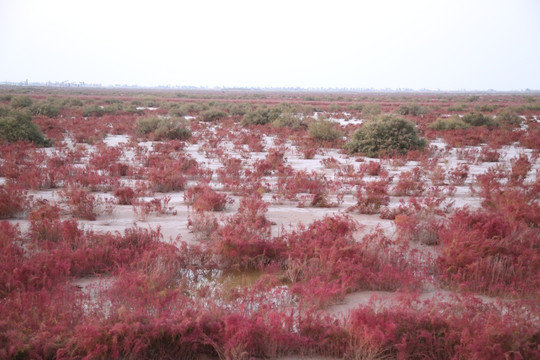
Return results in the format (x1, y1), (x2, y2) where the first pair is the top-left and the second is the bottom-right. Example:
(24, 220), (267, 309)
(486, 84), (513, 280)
(185, 182), (232, 212)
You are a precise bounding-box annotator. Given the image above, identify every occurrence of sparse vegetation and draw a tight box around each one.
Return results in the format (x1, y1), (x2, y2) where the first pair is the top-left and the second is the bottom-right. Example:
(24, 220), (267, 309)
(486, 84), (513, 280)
(1, 88), (539, 359)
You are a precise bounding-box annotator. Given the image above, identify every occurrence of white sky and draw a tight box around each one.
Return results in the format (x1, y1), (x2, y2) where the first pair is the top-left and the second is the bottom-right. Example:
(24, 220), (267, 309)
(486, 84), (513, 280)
(1, 0), (539, 90)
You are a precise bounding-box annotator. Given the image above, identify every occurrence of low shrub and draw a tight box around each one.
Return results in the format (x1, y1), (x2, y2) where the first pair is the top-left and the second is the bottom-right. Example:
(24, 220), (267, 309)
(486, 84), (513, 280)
(437, 208), (540, 296)
(496, 108), (522, 125)
(448, 164), (469, 185)
(0, 183), (29, 219)
(82, 104), (105, 117)
(308, 120), (342, 143)
(361, 103), (381, 117)
(29, 101), (60, 118)
(462, 111), (498, 127)
(348, 296), (540, 359)
(0, 110), (51, 145)
(185, 183), (231, 211)
(136, 116), (191, 141)
(212, 193), (278, 270)
(429, 116), (470, 130)
(346, 115), (425, 157)
(200, 108), (227, 122)
(272, 112), (305, 129)
(510, 154), (532, 182)
(132, 196), (177, 221)
(114, 187), (137, 205)
(242, 107), (282, 126)
(351, 178), (390, 214)
(393, 167), (425, 196)
(282, 215), (421, 306)
(147, 163), (187, 192)
(59, 186), (113, 221)
(187, 210), (220, 241)
(397, 103), (430, 116)
(10, 96), (33, 109)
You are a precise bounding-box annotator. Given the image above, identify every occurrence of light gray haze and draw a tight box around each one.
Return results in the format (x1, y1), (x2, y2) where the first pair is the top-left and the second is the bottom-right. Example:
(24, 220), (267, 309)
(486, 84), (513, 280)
(1, 0), (539, 90)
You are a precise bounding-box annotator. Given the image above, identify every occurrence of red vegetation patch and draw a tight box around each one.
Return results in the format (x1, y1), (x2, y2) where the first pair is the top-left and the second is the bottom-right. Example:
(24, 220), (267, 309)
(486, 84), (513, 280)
(437, 208), (540, 297)
(185, 183), (232, 211)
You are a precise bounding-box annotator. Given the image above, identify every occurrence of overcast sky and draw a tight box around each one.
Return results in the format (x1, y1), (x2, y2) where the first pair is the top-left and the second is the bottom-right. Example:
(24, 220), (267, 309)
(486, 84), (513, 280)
(1, 0), (539, 90)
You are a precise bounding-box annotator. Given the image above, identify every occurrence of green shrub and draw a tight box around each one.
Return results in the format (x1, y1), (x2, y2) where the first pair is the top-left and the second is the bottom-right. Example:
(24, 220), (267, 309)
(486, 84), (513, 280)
(429, 116), (470, 130)
(347, 104), (364, 112)
(168, 105), (187, 117)
(154, 117), (191, 141)
(30, 102), (60, 118)
(229, 104), (250, 116)
(136, 116), (191, 140)
(308, 119), (342, 142)
(242, 107), (282, 126)
(0, 105), (10, 117)
(0, 110), (51, 145)
(0, 94), (13, 102)
(448, 103), (469, 112)
(10, 96), (33, 109)
(475, 104), (497, 112)
(199, 108), (227, 122)
(136, 116), (161, 134)
(272, 112), (305, 129)
(361, 104), (381, 117)
(328, 104), (342, 112)
(496, 108), (521, 125)
(82, 105), (105, 117)
(346, 115), (425, 157)
(397, 103), (430, 116)
(63, 98), (83, 107)
(462, 112), (497, 127)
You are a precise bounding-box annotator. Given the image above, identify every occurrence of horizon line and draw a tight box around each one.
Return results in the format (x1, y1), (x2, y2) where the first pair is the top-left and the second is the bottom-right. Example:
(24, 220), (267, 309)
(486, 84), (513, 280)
(1, 81), (539, 94)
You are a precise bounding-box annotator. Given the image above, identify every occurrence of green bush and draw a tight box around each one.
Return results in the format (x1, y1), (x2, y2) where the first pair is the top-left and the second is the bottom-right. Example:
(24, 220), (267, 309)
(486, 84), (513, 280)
(229, 104), (250, 116)
(136, 116), (161, 134)
(397, 103), (430, 116)
(0, 110), (51, 145)
(63, 98), (84, 107)
(462, 112), (497, 127)
(154, 117), (192, 141)
(346, 115), (425, 157)
(429, 116), (470, 130)
(448, 103), (469, 112)
(30, 101), (60, 118)
(347, 104), (364, 112)
(328, 104), (342, 112)
(496, 108), (521, 125)
(0, 94), (13, 102)
(168, 105), (188, 117)
(308, 119), (342, 142)
(242, 107), (282, 126)
(475, 104), (497, 112)
(10, 96), (33, 109)
(199, 108), (227, 122)
(0, 105), (10, 117)
(82, 105), (105, 117)
(361, 104), (381, 118)
(272, 112), (305, 129)
(136, 116), (191, 141)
